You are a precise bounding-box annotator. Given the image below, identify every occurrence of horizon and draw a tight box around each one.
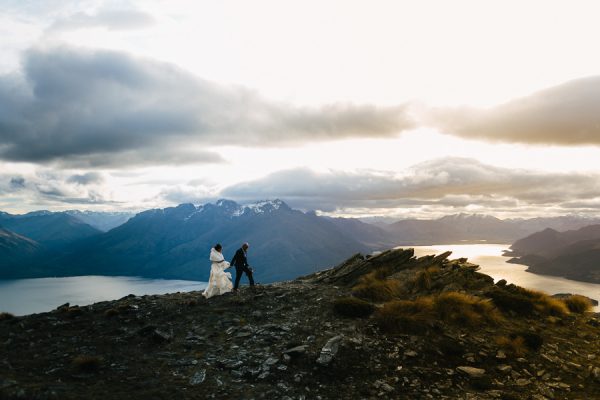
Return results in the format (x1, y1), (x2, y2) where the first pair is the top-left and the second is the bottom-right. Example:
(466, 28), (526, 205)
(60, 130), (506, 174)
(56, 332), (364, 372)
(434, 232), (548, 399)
(2, 1), (600, 219)
(3, 197), (600, 223)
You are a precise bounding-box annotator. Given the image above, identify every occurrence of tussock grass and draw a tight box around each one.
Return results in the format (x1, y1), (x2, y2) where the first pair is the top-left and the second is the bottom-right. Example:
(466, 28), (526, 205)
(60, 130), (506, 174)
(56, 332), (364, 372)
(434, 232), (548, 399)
(333, 297), (376, 318)
(488, 287), (569, 317)
(523, 289), (569, 317)
(413, 266), (441, 292)
(375, 298), (434, 334)
(494, 332), (544, 357)
(0, 312), (15, 321)
(72, 355), (102, 373)
(435, 292), (503, 326)
(104, 308), (119, 318)
(375, 291), (503, 333)
(496, 335), (527, 357)
(487, 289), (535, 316)
(563, 295), (593, 314)
(352, 272), (403, 302)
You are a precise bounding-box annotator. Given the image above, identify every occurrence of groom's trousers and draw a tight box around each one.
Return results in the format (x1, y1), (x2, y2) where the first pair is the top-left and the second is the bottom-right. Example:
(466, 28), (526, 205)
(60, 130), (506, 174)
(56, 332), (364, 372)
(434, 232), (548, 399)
(234, 265), (255, 290)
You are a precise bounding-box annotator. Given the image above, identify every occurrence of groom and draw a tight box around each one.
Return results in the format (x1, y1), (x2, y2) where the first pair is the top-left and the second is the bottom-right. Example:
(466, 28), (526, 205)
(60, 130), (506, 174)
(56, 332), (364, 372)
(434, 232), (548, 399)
(231, 242), (255, 291)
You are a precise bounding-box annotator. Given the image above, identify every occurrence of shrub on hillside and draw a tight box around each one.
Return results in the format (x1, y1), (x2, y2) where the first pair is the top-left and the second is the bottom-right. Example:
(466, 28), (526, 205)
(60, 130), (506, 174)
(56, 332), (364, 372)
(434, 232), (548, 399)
(523, 289), (569, 317)
(563, 295), (593, 314)
(375, 298), (434, 334)
(375, 291), (503, 333)
(333, 297), (376, 318)
(434, 292), (503, 326)
(488, 287), (569, 317)
(412, 266), (441, 292)
(352, 273), (402, 302)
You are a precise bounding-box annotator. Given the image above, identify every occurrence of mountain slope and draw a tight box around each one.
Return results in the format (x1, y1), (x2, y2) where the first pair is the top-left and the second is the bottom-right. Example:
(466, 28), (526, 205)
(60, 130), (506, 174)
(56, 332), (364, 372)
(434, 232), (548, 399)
(0, 212), (101, 248)
(381, 213), (600, 245)
(46, 200), (392, 282)
(1, 249), (599, 399)
(509, 224), (600, 283)
(64, 210), (135, 232)
(0, 227), (42, 274)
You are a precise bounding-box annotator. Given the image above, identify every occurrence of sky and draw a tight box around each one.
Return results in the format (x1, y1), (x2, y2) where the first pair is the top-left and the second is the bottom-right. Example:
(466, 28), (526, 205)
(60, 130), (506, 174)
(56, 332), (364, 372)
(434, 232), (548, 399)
(1, 0), (600, 218)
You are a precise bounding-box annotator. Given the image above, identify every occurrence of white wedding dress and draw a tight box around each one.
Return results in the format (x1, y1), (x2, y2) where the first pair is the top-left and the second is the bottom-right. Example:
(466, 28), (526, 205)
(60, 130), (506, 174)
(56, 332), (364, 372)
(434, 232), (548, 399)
(202, 248), (233, 299)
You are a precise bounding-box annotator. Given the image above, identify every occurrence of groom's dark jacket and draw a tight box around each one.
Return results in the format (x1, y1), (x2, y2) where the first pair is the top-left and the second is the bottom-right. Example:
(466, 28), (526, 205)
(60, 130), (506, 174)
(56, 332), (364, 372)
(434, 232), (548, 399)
(231, 248), (249, 268)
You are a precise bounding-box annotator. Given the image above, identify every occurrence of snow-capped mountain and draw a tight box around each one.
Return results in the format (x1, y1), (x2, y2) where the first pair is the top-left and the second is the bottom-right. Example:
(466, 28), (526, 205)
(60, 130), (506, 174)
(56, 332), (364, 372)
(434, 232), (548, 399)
(28, 199), (395, 282)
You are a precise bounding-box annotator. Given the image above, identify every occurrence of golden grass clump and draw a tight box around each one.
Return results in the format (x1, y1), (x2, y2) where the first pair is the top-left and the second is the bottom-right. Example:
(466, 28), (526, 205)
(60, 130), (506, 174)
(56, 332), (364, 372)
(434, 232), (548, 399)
(333, 297), (377, 318)
(72, 355), (102, 373)
(434, 291), (503, 326)
(562, 295), (593, 314)
(352, 272), (402, 302)
(375, 298), (434, 333)
(0, 312), (15, 321)
(413, 266), (441, 292)
(495, 335), (528, 357)
(375, 291), (503, 333)
(523, 289), (569, 317)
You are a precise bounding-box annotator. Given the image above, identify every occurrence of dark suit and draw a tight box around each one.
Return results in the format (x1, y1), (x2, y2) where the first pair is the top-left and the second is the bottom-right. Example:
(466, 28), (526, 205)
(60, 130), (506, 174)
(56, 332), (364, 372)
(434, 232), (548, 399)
(231, 247), (254, 289)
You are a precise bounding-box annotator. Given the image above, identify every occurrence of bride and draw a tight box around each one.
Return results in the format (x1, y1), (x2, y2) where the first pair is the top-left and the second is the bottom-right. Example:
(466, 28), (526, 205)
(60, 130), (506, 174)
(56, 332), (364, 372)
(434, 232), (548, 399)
(202, 243), (233, 299)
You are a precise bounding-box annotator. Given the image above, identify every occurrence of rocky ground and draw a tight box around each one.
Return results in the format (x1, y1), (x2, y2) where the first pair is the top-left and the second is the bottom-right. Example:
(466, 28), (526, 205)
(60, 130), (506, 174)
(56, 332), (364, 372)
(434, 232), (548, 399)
(1, 249), (599, 400)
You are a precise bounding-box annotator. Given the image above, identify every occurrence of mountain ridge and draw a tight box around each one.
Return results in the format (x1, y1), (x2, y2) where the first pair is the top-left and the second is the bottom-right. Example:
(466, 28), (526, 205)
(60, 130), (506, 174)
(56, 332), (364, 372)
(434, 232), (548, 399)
(508, 224), (600, 283)
(1, 248), (598, 399)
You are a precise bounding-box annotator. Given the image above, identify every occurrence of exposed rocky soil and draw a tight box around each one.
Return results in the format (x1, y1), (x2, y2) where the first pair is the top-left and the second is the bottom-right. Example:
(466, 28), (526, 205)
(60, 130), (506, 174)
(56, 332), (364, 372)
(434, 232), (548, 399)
(1, 249), (599, 399)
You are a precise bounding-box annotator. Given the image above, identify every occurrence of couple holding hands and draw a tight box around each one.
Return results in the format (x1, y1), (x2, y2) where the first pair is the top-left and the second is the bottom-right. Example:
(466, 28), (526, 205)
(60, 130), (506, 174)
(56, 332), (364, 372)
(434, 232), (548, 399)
(202, 242), (255, 299)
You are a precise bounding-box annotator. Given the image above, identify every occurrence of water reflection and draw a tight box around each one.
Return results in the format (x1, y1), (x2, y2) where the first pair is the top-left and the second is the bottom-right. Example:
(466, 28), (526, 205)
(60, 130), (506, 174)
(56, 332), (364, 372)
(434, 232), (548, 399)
(0, 276), (206, 316)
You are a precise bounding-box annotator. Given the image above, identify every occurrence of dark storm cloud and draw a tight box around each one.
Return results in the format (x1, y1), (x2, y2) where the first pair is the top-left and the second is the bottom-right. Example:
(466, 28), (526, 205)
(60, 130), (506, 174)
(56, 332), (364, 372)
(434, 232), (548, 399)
(221, 158), (600, 211)
(48, 10), (156, 32)
(430, 76), (600, 145)
(0, 46), (415, 167)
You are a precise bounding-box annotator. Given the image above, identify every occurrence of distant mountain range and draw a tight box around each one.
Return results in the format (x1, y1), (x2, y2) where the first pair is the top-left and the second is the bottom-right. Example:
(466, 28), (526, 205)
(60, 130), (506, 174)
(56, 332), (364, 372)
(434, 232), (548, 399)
(1, 200), (396, 282)
(508, 225), (600, 283)
(63, 210), (135, 232)
(380, 213), (600, 245)
(2, 201), (599, 283)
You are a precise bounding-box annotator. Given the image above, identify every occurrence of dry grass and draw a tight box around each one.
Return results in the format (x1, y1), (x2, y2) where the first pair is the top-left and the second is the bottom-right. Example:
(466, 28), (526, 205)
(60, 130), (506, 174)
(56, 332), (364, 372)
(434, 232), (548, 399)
(434, 292), (503, 326)
(495, 335), (528, 357)
(375, 298), (434, 333)
(489, 287), (570, 317)
(413, 266), (441, 292)
(104, 308), (119, 318)
(333, 297), (376, 318)
(0, 312), (15, 321)
(562, 295), (593, 314)
(352, 272), (402, 302)
(523, 289), (569, 317)
(72, 355), (102, 373)
(375, 291), (503, 333)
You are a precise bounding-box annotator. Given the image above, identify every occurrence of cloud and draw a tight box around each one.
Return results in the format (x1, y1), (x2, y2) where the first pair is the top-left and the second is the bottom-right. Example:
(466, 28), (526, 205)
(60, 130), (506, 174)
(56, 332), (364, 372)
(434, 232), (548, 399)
(430, 76), (600, 146)
(48, 10), (156, 32)
(0, 46), (415, 167)
(0, 170), (118, 207)
(67, 172), (104, 185)
(221, 157), (600, 213)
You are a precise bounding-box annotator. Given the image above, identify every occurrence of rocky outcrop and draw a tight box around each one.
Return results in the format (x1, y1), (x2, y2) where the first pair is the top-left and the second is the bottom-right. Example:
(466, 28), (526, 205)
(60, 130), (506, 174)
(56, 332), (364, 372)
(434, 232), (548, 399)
(1, 249), (599, 399)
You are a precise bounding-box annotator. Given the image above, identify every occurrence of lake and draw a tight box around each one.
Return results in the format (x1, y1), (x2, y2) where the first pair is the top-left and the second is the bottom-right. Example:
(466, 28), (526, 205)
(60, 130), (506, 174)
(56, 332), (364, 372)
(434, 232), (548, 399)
(409, 243), (600, 311)
(0, 276), (207, 316)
